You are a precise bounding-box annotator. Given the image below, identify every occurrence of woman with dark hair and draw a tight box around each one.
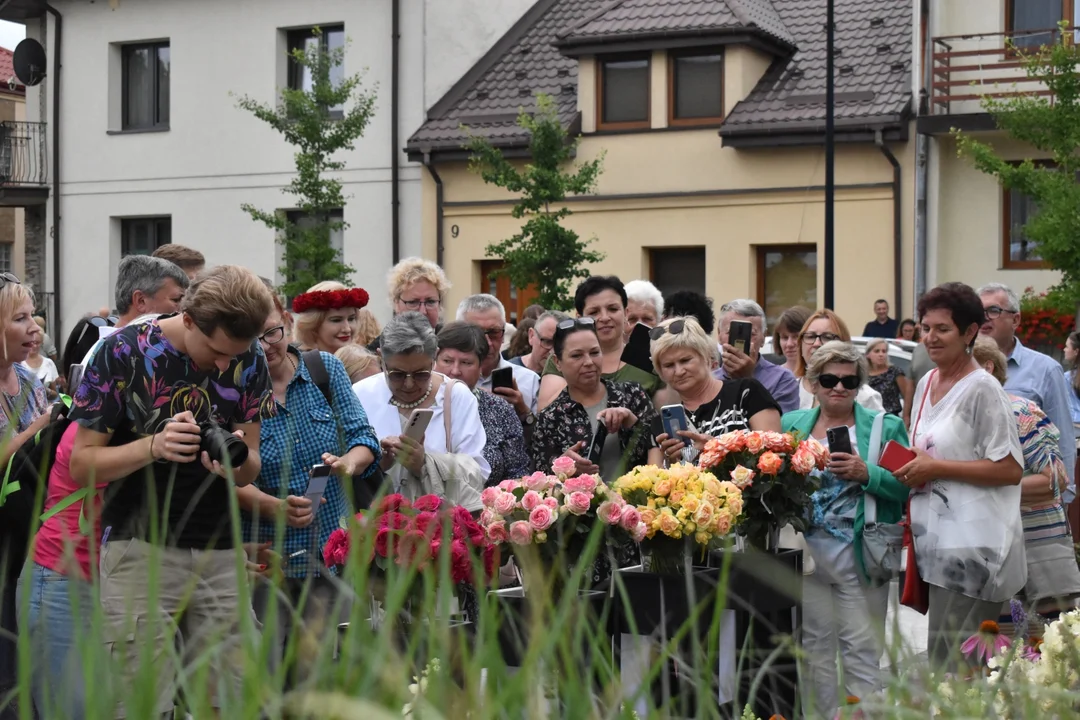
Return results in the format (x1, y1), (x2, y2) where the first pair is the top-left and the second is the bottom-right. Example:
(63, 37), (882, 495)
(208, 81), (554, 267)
(771, 306), (813, 375)
(898, 318), (919, 342)
(437, 322), (531, 487)
(896, 282), (1024, 668)
(664, 290), (716, 336)
(505, 317), (536, 361)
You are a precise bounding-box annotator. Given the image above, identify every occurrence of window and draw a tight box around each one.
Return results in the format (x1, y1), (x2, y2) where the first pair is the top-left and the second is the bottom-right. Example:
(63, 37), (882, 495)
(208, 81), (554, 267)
(0, 243), (11, 274)
(669, 50), (724, 125)
(1006, 0), (1073, 49)
(597, 55), (650, 129)
(649, 247), (706, 298)
(122, 42), (170, 130)
(122, 217), (172, 257)
(480, 260), (538, 324)
(1003, 187), (1048, 268)
(287, 26), (345, 117)
(756, 245), (817, 329)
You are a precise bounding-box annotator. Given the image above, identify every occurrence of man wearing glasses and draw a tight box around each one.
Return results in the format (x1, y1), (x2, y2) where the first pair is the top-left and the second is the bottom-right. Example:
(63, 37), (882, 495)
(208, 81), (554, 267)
(713, 299), (801, 413)
(509, 311), (567, 376)
(979, 282), (1076, 503)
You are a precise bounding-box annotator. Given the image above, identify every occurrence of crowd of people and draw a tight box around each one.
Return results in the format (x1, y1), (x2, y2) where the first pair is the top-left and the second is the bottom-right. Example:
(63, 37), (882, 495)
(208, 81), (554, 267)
(0, 245), (1077, 718)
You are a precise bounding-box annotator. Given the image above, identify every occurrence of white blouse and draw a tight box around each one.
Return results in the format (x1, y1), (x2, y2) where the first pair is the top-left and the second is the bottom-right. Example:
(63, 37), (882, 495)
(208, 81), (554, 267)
(908, 369), (1025, 602)
(353, 372), (491, 481)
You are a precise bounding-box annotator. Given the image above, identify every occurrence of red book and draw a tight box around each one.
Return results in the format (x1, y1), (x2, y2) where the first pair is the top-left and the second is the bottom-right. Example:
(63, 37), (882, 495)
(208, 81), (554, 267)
(878, 440), (916, 472)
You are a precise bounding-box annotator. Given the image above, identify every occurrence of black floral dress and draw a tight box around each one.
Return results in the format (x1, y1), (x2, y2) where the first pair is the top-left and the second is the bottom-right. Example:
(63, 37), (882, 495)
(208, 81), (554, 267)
(474, 388), (532, 487)
(868, 366), (904, 416)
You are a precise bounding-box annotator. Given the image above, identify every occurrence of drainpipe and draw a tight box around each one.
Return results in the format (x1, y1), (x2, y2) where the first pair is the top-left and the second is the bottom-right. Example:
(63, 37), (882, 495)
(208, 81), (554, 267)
(913, 0), (931, 315)
(875, 130), (903, 316)
(46, 4), (61, 341)
(423, 153), (444, 267)
(390, 0), (400, 264)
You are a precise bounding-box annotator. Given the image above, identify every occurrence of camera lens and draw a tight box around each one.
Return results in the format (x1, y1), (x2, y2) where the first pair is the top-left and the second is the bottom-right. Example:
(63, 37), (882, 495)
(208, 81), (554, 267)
(201, 423), (249, 467)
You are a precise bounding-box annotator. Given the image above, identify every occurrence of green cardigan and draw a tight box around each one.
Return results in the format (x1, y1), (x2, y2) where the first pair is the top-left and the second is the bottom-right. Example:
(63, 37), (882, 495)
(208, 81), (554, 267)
(781, 403), (911, 584)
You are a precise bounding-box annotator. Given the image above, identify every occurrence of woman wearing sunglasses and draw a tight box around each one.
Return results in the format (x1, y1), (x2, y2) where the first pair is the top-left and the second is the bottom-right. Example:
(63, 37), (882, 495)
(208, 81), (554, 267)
(781, 340), (910, 715)
(532, 317), (663, 481)
(795, 310), (884, 412)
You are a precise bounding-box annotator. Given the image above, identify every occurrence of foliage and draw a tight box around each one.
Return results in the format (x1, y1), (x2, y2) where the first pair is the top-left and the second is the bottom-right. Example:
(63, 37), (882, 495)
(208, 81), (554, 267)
(236, 28), (377, 297)
(466, 94), (605, 311)
(955, 22), (1080, 300)
(1017, 286), (1075, 348)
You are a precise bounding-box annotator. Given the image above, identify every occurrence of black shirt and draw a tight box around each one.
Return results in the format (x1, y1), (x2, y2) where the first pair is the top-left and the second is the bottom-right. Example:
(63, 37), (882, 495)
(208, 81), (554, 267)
(687, 378), (780, 437)
(862, 318), (899, 339)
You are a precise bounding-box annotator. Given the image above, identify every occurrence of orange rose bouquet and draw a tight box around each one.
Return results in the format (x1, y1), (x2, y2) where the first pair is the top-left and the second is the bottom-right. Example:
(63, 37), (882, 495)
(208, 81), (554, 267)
(697, 430), (826, 549)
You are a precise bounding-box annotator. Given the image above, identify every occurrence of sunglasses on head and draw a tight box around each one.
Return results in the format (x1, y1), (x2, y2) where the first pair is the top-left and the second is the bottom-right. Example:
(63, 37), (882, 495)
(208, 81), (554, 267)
(649, 319), (685, 341)
(0, 272), (20, 289)
(74, 314), (119, 347)
(817, 374), (860, 390)
(555, 317), (596, 336)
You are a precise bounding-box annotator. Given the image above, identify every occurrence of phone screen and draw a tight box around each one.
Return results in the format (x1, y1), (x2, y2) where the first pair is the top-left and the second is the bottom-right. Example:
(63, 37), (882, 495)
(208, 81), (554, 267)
(305, 465), (333, 518)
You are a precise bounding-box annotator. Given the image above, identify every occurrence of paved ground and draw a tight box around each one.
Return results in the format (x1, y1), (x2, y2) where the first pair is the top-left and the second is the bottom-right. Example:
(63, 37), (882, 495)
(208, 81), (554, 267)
(882, 579), (929, 671)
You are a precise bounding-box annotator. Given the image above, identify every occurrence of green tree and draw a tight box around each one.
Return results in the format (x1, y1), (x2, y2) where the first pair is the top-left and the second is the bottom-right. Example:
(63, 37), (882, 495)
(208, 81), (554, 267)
(236, 28), (377, 297)
(466, 94), (605, 311)
(956, 24), (1080, 303)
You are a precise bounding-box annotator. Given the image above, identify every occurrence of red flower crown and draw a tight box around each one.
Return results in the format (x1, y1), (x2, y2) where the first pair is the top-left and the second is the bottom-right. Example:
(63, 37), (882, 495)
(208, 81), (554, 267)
(292, 287), (369, 314)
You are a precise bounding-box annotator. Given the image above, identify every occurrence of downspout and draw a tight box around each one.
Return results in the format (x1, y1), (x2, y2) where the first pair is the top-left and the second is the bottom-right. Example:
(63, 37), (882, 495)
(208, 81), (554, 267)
(913, 0), (931, 314)
(390, 0), (400, 264)
(875, 130), (903, 316)
(46, 4), (61, 341)
(423, 153), (444, 267)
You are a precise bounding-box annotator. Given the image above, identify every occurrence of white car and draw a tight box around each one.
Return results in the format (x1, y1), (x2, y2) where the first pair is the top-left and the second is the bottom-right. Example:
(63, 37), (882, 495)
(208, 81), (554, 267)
(760, 336), (916, 374)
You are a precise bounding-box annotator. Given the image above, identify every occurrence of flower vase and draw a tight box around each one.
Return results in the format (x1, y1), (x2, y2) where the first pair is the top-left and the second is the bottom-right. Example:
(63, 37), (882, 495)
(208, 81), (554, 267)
(644, 536), (692, 576)
(745, 525), (782, 553)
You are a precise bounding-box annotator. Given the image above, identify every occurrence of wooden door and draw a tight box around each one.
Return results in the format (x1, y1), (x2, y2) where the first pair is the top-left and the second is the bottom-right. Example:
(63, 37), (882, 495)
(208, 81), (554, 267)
(480, 260), (539, 323)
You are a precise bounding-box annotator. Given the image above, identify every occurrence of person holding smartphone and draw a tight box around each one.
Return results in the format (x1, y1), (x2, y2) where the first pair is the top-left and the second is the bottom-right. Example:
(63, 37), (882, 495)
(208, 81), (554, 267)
(237, 291), (380, 684)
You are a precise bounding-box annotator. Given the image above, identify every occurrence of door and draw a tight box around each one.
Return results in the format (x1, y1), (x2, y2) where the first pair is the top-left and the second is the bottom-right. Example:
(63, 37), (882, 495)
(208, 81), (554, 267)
(480, 260), (539, 324)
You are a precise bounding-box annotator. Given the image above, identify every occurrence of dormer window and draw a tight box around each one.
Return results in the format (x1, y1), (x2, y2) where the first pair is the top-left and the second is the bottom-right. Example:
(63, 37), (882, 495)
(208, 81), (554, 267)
(669, 49), (724, 125)
(597, 54), (650, 130)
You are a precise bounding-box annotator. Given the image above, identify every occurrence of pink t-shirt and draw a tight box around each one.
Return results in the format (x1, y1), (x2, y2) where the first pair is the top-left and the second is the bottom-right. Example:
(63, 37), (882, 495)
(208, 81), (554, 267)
(33, 423), (102, 580)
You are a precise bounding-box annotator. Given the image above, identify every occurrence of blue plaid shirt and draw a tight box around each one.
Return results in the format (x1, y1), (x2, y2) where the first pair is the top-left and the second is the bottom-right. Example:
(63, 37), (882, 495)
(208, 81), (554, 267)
(243, 348), (380, 577)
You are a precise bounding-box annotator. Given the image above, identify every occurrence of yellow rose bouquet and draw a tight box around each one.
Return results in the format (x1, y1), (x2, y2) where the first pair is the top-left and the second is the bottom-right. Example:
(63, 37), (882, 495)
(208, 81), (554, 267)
(697, 430), (827, 549)
(613, 463), (743, 574)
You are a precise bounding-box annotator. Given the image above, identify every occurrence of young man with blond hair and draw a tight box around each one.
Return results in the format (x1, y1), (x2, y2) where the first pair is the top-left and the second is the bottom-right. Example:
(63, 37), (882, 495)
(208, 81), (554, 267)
(151, 243), (206, 281)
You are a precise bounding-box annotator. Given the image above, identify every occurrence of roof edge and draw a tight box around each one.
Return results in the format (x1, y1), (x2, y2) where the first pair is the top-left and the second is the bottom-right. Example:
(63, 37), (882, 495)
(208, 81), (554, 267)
(556, 26), (795, 57)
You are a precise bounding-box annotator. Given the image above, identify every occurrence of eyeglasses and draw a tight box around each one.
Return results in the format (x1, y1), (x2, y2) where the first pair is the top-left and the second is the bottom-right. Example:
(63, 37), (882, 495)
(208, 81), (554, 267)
(984, 305), (1017, 320)
(483, 327), (505, 341)
(555, 317), (597, 338)
(817, 374), (860, 390)
(385, 369), (433, 387)
(537, 335), (554, 349)
(802, 332), (840, 345)
(0, 272), (20, 288)
(649, 319), (686, 341)
(399, 298), (441, 311)
(258, 325), (286, 345)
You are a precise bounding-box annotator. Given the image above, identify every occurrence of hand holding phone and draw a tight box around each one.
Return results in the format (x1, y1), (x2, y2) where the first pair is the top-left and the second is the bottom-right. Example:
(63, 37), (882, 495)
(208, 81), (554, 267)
(302, 464), (333, 522)
(660, 405), (689, 440)
(403, 408), (434, 442)
(825, 426), (853, 456)
(586, 423), (608, 465)
(491, 367), (514, 392)
(727, 320), (753, 356)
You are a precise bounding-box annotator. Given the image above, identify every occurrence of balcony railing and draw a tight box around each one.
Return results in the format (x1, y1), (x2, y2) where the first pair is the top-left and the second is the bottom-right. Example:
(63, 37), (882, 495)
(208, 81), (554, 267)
(930, 27), (1075, 116)
(0, 121), (47, 186)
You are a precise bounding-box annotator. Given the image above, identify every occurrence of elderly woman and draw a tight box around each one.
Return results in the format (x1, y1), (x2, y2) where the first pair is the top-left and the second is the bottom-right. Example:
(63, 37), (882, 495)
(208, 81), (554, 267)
(354, 312), (488, 507)
(972, 336), (1080, 619)
(782, 341), (910, 715)
(897, 282), (1023, 668)
(436, 322), (531, 487)
(771, 306), (813, 376)
(650, 317), (780, 463)
(367, 258), (451, 354)
(866, 338), (913, 422)
(293, 280), (368, 354)
(795, 310), (884, 412)
(335, 344), (381, 384)
(624, 279), (664, 339)
(532, 317), (663, 481)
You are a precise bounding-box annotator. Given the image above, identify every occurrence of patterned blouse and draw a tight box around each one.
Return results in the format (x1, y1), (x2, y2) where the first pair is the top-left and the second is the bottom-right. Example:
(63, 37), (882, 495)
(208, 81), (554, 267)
(0, 362), (48, 440)
(868, 366), (904, 416)
(474, 388), (531, 487)
(531, 379), (657, 480)
(1010, 394), (1070, 543)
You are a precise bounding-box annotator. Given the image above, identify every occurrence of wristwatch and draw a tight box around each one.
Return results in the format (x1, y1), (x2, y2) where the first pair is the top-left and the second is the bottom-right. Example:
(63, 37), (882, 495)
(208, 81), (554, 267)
(522, 413), (537, 426)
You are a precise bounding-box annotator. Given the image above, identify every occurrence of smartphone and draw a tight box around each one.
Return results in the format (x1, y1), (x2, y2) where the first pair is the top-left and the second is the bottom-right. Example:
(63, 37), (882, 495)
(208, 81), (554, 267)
(586, 423), (608, 465)
(879, 441), (917, 472)
(660, 404), (689, 439)
(826, 426), (853, 455)
(621, 322), (654, 375)
(305, 464), (333, 518)
(403, 408), (434, 442)
(491, 366), (515, 392)
(728, 320), (753, 355)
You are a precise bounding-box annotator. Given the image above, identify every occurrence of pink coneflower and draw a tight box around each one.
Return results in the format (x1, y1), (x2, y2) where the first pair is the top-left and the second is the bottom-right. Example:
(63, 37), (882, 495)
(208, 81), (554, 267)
(961, 620), (1011, 665)
(1021, 637), (1043, 661)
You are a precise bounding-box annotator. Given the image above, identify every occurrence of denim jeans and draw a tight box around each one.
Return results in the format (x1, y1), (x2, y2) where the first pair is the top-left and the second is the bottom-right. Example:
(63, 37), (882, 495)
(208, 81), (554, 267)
(16, 561), (95, 720)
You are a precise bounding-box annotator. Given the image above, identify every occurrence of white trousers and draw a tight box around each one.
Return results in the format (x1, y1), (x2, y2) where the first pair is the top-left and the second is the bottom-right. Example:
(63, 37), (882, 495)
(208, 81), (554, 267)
(800, 542), (888, 717)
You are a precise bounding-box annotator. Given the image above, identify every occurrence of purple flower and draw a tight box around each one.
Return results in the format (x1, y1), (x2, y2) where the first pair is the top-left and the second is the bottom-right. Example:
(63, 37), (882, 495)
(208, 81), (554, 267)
(1010, 599), (1028, 639)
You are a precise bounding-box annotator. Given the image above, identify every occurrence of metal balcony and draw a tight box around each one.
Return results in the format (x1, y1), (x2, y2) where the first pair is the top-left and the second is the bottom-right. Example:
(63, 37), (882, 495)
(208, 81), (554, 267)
(0, 121), (48, 206)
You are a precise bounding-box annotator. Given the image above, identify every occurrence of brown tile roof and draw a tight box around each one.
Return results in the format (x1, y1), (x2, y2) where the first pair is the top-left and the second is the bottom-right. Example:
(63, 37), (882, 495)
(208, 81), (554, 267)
(556, 0), (795, 53)
(0, 47), (25, 94)
(406, 0), (911, 157)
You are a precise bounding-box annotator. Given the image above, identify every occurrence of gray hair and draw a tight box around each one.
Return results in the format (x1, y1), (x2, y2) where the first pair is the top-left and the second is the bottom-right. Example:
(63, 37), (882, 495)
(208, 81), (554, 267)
(536, 310), (569, 326)
(115, 255), (191, 314)
(456, 293), (505, 321)
(976, 282), (1020, 313)
(719, 298), (766, 332)
(624, 280), (664, 317)
(380, 311), (438, 359)
(806, 340), (869, 387)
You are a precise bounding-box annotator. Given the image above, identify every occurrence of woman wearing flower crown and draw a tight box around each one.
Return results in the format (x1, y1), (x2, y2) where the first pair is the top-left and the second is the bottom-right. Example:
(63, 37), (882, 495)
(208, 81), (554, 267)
(292, 280), (369, 353)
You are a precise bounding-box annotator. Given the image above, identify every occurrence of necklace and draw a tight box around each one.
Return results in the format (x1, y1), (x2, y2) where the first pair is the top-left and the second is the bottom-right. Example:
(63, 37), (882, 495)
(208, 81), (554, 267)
(391, 381), (434, 410)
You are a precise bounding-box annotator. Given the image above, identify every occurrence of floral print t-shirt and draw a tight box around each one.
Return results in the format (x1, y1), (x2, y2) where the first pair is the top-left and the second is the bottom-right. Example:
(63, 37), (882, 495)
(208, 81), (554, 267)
(0, 362), (48, 440)
(69, 316), (275, 549)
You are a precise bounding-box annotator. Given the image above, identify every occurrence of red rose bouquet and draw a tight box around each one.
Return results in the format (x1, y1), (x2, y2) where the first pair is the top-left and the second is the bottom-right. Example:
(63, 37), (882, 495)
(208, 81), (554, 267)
(697, 430), (826, 549)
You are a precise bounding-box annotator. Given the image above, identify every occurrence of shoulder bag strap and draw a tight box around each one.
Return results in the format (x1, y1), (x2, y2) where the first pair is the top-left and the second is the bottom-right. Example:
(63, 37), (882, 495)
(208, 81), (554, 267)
(911, 368), (936, 440)
(442, 378), (456, 453)
(864, 410), (886, 525)
(301, 349), (333, 407)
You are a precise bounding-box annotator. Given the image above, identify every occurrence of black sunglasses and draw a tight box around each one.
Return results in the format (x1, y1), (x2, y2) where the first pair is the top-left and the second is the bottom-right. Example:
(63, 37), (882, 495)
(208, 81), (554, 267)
(649, 319), (686, 341)
(818, 374), (860, 390)
(555, 317), (596, 336)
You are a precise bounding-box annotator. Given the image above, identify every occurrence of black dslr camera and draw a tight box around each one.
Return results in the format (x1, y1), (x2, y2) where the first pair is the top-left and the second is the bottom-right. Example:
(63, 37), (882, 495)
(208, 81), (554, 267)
(200, 421), (248, 468)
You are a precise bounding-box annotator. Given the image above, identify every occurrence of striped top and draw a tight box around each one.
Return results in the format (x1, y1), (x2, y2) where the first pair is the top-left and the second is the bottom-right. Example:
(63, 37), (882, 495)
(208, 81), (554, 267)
(1010, 395), (1070, 543)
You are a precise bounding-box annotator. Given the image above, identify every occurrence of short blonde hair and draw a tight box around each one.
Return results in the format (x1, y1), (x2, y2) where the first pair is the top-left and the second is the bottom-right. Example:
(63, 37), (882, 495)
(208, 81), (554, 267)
(0, 279), (35, 361)
(335, 344), (381, 383)
(387, 257), (450, 304)
(650, 316), (717, 370)
(864, 337), (890, 365)
(355, 308), (381, 347)
(806, 340), (868, 387)
(294, 281), (352, 348)
(182, 266), (273, 341)
(972, 335), (1007, 385)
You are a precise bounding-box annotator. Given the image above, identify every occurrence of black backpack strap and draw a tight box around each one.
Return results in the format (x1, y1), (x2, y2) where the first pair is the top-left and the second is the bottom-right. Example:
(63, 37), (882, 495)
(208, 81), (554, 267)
(301, 349), (333, 409)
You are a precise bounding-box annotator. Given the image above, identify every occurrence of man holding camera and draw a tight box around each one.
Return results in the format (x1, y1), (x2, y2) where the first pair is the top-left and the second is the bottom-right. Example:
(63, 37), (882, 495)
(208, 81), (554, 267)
(69, 266), (275, 718)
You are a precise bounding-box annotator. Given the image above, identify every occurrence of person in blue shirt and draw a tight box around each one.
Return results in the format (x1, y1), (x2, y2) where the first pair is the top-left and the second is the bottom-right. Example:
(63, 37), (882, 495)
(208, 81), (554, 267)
(978, 283), (1076, 504)
(861, 299), (899, 339)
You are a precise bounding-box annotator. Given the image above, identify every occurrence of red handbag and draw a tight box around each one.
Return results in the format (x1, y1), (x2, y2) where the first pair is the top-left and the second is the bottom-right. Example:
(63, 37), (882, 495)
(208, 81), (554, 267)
(899, 502), (929, 614)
